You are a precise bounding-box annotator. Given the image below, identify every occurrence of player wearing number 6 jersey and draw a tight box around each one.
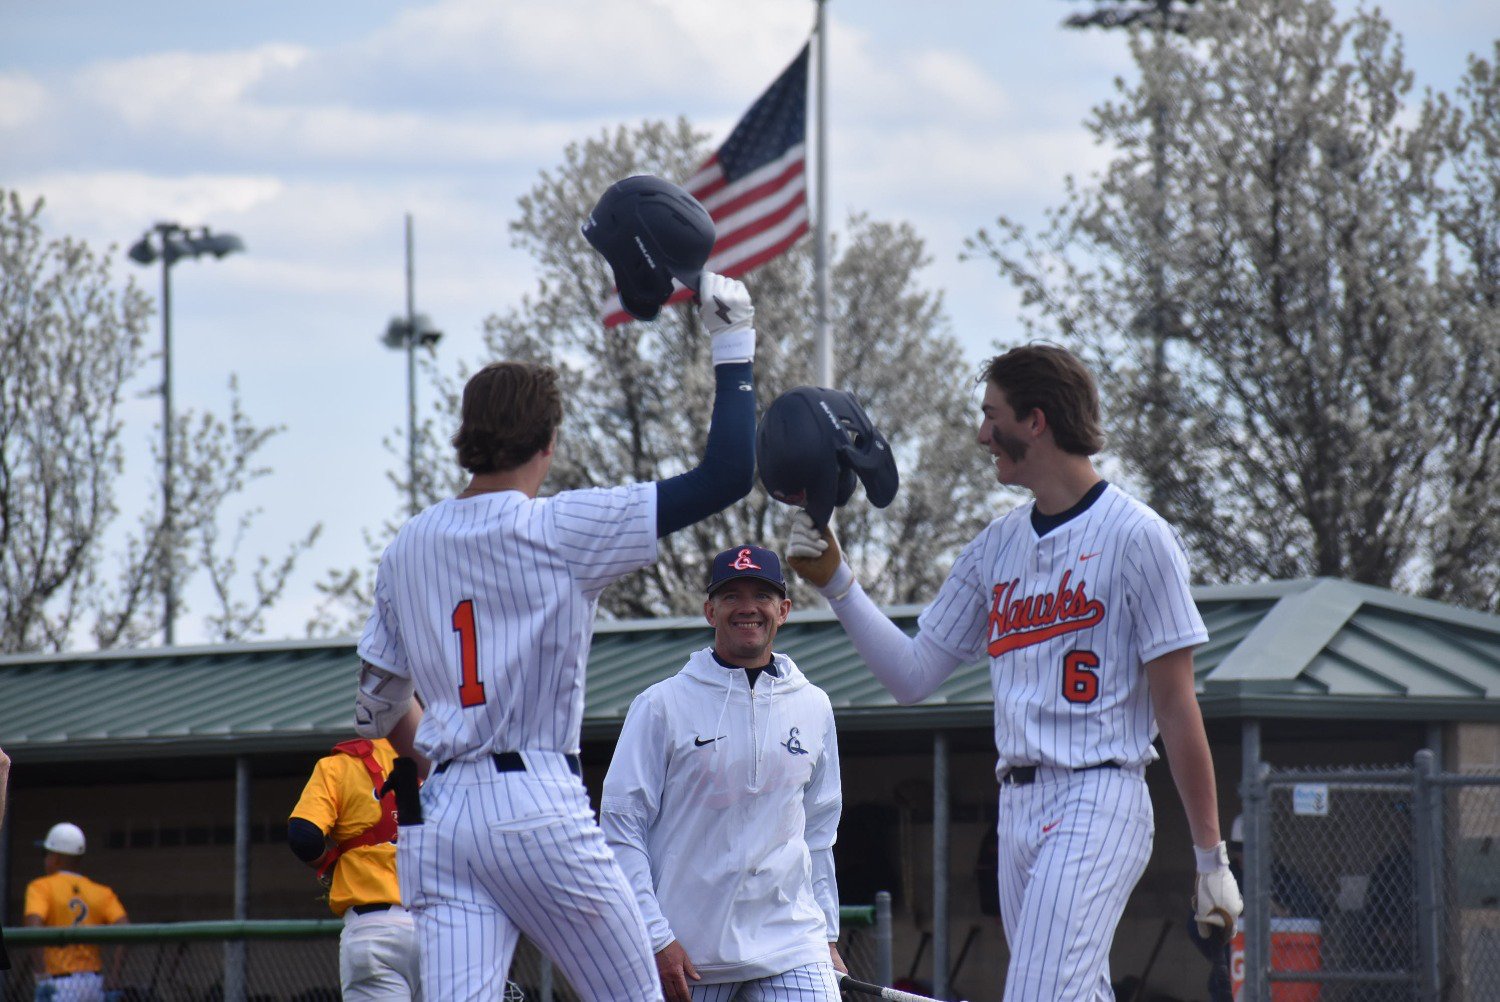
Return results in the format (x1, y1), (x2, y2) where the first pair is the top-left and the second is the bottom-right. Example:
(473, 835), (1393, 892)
(786, 344), (1241, 1001)
(354, 273), (759, 1002)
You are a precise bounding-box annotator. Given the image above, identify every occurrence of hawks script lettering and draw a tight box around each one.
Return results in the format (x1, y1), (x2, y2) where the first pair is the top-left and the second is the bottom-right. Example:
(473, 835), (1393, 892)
(986, 570), (1106, 656)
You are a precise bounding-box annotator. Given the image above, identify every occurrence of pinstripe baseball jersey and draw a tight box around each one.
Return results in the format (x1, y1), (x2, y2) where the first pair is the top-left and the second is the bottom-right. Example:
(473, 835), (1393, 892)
(918, 483), (1207, 771)
(357, 484), (656, 763)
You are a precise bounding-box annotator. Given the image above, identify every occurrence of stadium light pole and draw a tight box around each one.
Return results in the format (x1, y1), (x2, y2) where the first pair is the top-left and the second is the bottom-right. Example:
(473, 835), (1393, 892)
(127, 222), (246, 646)
(382, 214), (442, 517)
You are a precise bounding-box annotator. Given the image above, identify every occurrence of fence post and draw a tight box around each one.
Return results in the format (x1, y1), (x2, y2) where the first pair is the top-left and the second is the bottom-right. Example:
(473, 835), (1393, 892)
(1243, 760), (1271, 1002)
(1240, 719), (1265, 1002)
(224, 755), (251, 1002)
(875, 890), (894, 988)
(932, 731), (949, 1001)
(1412, 749), (1441, 1002)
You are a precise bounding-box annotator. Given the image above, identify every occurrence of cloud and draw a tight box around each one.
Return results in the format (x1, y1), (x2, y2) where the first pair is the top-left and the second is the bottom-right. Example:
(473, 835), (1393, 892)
(250, 0), (816, 115)
(0, 72), (49, 130)
(10, 171), (284, 246)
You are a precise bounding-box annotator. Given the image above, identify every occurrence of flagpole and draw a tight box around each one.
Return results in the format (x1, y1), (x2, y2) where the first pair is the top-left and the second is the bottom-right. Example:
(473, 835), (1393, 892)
(813, 0), (832, 389)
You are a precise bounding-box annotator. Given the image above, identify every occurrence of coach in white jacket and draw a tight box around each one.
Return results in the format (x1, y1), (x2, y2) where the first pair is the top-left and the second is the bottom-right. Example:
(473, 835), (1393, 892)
(602, 544), (845, 1002)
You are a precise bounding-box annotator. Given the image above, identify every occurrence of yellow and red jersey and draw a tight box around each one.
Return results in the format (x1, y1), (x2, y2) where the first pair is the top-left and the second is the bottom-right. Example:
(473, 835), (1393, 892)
(24, 870), (126, 976)
(291, 737), (401, 917)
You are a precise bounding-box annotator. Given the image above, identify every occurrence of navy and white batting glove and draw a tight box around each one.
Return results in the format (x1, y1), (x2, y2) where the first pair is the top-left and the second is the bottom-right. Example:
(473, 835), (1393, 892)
(698, 272), (755, 365)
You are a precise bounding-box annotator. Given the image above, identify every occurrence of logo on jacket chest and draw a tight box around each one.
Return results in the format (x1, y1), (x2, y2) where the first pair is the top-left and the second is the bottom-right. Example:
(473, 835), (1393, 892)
(781, 726), (808, 755)
(986, 570), (1106, 656)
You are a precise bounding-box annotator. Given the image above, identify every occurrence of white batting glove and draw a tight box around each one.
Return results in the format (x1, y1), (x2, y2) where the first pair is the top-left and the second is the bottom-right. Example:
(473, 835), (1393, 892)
(1192, 841), (1244, 940)
(786, 511), (853, 597)
(697, 272), (755, 365)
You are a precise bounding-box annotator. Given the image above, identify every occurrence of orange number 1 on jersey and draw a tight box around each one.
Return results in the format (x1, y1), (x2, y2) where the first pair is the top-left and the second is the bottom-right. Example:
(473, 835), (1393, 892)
(451, 599), (488, 708)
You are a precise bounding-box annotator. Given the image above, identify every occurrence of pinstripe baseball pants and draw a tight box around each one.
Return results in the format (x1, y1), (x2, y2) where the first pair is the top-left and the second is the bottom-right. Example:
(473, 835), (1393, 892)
(396, 752), (661, 1002)
(690, 962), (841, 1001)
(995, 765), (1154, 1001)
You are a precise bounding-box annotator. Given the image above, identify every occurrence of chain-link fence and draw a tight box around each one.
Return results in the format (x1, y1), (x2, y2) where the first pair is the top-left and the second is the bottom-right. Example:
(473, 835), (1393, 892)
(1240, 750), (1500, 1002)
(2, 902), (892, 1001)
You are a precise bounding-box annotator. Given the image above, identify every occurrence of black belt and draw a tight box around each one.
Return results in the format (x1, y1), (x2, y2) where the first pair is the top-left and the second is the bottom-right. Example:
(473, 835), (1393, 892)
(1003, 762), (1120, 786)
(351, 903), (395, 915)
(435, 752), (581, 777)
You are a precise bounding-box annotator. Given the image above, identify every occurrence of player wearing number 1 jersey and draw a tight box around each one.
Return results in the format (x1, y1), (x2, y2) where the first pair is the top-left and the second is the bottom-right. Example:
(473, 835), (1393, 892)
(786, 344), (1242, 1000)
(353, 273), (760, 1002)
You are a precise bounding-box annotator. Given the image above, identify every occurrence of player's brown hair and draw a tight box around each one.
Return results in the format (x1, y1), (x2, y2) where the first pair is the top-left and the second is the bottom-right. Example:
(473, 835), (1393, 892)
(452, 361), (564, 474)
(982, 344), (1105, 456)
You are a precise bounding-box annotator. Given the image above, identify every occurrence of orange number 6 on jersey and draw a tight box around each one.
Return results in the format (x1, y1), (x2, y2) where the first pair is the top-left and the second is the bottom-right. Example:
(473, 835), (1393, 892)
(1062, 650), (1100, 704)
(451, 599), (488, 708)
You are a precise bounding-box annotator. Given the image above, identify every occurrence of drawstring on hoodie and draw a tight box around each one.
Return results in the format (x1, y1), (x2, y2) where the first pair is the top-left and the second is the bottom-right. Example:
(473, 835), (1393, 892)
(710, 667), (734, 759)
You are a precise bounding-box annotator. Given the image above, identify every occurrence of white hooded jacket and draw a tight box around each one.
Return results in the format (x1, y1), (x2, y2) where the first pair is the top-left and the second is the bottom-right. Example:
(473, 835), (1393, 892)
(600, 647), (842, 983)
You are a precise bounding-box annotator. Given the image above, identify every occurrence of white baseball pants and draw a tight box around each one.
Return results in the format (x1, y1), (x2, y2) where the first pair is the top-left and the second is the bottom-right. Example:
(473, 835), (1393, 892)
(340, 904), (422, 1001)
(397, 752), (661, 1002)
(690, 962), (842, 1001)
(995, 765), (1154, 1001)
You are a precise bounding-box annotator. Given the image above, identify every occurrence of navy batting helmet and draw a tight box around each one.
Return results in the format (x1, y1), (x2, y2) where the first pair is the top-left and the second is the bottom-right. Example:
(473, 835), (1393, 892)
(757, 386), (899, 529)
(581, 175), (715, 322)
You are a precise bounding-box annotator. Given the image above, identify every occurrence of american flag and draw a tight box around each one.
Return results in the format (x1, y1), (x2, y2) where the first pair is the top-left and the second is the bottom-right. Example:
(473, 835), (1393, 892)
(602, 44), (810, 327)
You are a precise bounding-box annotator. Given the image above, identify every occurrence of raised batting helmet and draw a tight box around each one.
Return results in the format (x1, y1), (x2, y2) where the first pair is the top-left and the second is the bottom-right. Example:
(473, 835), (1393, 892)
(581, 175), (715, 321)
(757, 386), (899, 529)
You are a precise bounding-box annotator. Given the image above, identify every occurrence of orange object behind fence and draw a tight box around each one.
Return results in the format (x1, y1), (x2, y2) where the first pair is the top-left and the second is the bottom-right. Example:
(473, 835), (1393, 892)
(1230, 918), (1323, 1001)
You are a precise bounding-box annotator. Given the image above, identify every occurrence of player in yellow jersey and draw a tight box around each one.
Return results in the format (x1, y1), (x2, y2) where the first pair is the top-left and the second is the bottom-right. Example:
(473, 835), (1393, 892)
(24, 822), (128, 1002)
(289, 737), (421, 1001)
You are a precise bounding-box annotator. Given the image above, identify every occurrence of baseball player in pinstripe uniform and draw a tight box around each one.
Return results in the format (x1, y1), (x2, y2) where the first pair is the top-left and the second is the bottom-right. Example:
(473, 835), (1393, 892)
(353, 273), (759, 1002)
(786, 344), (1242, 1000)
(601, 544), (845, 1002)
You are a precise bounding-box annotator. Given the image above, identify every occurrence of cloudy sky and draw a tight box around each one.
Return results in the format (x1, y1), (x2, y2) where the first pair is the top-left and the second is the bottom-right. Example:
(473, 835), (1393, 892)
(2, 0), (1492, 644)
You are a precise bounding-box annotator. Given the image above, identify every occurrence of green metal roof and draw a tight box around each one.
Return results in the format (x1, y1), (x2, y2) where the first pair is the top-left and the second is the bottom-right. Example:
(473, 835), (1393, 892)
(2, 578), (1496, 762)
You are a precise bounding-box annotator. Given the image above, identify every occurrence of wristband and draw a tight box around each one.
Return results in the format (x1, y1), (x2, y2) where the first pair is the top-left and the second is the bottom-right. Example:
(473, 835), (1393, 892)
(816, 562), (856, 602)
(710, 326), (755, 365)
(1194, 841), (1229, 874)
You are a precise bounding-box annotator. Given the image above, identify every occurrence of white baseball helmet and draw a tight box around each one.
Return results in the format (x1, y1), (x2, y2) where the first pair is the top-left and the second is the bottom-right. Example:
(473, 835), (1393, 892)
(40, 822), (86, 856)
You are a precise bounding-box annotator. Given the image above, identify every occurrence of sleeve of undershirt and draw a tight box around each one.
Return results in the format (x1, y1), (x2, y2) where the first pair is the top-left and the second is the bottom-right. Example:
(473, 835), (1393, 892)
(812, 531), (991, 702)
(817, 565), (968, 704)
(654, 361), (756, 537)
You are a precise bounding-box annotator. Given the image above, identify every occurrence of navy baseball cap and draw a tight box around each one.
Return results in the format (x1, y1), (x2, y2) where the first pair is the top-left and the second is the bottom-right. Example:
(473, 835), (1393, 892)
(706, 545), (786, 596)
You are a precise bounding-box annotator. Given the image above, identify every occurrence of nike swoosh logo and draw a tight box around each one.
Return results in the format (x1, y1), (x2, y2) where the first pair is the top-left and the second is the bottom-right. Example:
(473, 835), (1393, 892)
(694, 736), (725, 747)
(1079, 552), (1103, 561)
(1042, 820), (1060, 833)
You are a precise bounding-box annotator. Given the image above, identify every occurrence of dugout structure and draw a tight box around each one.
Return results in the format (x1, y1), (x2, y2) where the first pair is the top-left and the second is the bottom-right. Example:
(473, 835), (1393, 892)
(1, 577), (1497, 1001)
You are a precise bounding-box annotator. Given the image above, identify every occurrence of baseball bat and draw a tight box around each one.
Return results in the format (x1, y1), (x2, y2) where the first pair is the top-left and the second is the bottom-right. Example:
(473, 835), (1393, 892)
(838, 974), (960, 1002)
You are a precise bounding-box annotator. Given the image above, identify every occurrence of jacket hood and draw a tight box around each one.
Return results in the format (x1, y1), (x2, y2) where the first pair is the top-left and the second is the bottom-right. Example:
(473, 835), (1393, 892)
(679, 647), (809, 693)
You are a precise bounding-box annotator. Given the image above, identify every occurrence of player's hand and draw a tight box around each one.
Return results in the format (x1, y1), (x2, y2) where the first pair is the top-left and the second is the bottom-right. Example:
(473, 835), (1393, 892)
(697, 272), (754, 364)
(654, 940), (700, 1002)
(1192, 841), (1243, 942)
(829, 943), (849, 975)
(786, 511), (844, 588)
